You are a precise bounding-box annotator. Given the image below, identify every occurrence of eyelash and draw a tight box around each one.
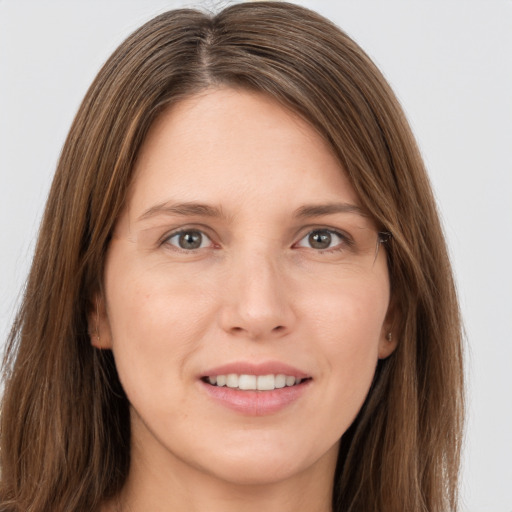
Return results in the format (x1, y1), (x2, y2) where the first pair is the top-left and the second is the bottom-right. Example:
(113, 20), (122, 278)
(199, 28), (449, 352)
(161, 227), (353, 254)
(294, 228), (353, 253)
(162, 229), (215, 252)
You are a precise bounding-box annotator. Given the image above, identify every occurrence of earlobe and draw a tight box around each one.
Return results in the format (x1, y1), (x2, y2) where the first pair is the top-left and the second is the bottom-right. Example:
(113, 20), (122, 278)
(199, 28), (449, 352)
(88, 295), (113, 349)
(378, 329), (398, 359)
(378, 295), (399, 359)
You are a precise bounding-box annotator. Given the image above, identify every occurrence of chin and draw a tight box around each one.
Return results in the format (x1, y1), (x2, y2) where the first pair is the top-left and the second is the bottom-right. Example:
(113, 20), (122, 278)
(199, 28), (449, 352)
(203, 457), (310, 487)
(195, 438), (339, 488)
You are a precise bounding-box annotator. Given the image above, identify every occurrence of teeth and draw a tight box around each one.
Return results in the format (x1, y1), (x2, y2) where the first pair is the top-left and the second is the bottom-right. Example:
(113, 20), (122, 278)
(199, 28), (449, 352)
(257, 374), (275, 391)
(275, 374), (286, 388)
(206, 373), (305, 391)
(239, 374), (257, 390)
(226, 374), (238, 388)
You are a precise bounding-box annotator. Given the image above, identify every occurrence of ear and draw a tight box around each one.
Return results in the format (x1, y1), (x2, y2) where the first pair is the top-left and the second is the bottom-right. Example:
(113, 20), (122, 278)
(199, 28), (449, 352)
(88, 293), (113, 349)
(378, 294), (399, 359)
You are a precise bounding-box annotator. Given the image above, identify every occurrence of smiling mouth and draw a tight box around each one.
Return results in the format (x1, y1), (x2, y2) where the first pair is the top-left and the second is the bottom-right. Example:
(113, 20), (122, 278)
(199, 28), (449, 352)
(201, 374), (311, 391)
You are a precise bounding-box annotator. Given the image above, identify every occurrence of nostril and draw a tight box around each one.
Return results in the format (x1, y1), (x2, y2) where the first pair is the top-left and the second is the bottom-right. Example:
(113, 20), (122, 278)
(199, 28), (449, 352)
(272, 325), (285, 332)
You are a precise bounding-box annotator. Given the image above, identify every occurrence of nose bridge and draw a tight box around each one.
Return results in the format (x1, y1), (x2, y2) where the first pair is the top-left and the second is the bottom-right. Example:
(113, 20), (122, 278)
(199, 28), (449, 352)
(220, 243), (295, 339)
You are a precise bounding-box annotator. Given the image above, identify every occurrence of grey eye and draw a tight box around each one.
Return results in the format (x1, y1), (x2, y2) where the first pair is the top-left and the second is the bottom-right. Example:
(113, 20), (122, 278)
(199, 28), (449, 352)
(308, 230), (332, 249)
(296, 229), (345, 250)
(166, 230), (211, 250)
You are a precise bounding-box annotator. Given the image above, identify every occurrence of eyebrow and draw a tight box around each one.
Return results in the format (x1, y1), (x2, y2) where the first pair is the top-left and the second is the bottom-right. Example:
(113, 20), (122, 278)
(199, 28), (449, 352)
(138, 201), (225, 222)
(137, 200), (367, 222)
(294, 202), (368, 218)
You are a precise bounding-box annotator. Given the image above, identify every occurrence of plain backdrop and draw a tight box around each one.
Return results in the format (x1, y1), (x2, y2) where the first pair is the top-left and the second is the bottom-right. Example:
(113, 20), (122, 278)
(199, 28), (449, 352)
(1, 1), (511, 511)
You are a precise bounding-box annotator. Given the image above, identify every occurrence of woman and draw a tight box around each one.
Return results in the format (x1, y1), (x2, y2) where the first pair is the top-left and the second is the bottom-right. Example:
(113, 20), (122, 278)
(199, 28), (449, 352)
(0, 2), (464, 511)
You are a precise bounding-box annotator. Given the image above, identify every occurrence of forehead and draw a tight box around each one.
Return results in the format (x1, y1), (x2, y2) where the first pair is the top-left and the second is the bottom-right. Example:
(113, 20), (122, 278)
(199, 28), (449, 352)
(126, 87), (361, 219)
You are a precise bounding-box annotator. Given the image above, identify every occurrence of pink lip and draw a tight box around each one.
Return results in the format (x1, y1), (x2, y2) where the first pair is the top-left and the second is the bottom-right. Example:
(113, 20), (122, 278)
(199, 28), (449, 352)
(200, 361), (310, 379)
(198, 361), (312, 416)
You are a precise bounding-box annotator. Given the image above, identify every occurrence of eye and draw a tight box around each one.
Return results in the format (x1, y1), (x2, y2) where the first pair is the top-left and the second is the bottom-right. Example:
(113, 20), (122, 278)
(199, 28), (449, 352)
(295, 229), (348, 251)
(164, 229), (212, 251)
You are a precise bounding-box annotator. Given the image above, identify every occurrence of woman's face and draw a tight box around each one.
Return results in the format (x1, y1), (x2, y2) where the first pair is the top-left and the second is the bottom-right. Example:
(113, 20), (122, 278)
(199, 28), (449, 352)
(96, 87), (395, 487)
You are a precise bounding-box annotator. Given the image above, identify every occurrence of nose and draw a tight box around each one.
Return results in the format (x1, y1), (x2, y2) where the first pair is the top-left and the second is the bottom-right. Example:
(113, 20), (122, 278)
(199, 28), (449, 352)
(218, 250), (296, 341)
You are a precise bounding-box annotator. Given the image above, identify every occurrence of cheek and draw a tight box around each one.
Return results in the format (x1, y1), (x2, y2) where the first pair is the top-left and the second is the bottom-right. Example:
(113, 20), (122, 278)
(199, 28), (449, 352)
(103, 259), (215, 404)
(307, 278), (389, 403)
(307, 273), (389, 346)
(106, 253), (213, 339)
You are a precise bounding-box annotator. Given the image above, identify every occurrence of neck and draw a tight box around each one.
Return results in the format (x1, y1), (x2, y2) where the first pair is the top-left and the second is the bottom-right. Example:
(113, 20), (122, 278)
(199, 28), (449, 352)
(115, 469), (335, 512)
(104, 422), (337, 512)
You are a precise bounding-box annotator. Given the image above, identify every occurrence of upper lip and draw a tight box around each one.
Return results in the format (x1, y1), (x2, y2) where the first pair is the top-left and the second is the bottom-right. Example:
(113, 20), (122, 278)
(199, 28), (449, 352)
(200, 361), (310, 379)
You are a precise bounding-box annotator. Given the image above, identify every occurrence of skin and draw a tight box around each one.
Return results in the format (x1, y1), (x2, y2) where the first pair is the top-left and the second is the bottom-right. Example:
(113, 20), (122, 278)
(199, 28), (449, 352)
(92, 87), (396, 512)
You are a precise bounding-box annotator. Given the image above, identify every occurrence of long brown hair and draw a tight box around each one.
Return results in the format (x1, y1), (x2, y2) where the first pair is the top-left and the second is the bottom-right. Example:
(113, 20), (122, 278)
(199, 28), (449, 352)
(0, 3), (464, 511)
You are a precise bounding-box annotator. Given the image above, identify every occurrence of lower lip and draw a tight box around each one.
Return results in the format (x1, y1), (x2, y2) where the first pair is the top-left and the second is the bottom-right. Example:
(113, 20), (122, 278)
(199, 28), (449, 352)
(200, 379), (311, 416)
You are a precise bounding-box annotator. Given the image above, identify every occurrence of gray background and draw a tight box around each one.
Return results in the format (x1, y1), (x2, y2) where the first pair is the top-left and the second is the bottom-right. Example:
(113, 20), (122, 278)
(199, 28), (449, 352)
(1, 1), (511, 510)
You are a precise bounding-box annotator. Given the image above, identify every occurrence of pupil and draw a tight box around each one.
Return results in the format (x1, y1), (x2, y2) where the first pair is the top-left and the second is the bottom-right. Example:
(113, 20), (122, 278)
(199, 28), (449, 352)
(179, 231), (202, 249)
(309, 230), (331, 249)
